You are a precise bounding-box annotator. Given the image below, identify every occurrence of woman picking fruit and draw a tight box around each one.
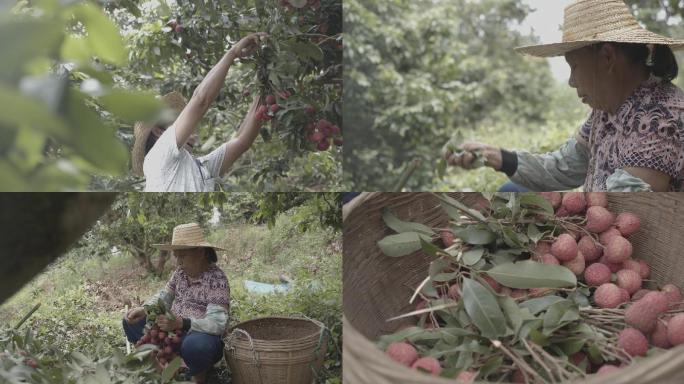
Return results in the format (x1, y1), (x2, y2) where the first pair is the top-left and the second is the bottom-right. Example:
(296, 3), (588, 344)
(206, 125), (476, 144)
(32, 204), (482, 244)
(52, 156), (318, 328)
(443, 0), (684, 192)
(131, 32), (268, 192)
(123, 223), (230, 384)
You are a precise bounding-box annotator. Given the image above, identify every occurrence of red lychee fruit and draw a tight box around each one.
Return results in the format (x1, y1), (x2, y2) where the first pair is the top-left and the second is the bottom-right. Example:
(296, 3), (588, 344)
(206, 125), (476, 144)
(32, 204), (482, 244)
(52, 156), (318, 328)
(584, 263), (612, 287)
(598, 227), (621, 245)
(617, 328), (648, 356)
(448, 283), (461, 300)
(616, 269), (642, 295)
(594, 283), (624, 308)
(662, 284), (682, 306)
(651, 319), (672, 349)
(615, 212), (641, 237)
(578, 235), (603, 262)
(632, 289), (651, 301)
(305, 105), (316, 116)
(585, 193), (608, 208)
(270, 104), (280, 113)
(667, 314), (684, 346)
(540, 253), (560, 265)
(562, 192), (586, 214)
(625, 291), (669, 333)
(440, 230), (455, 247)
(385, 342), (418, 367)
(539, 192), (562, 209)
(482, 275), (501, 293)
(533, 241), (552, 257)
(604, 236), (632, 263)
(551, 234), (578, 262)
(454, 370), (477, 383)
(599, 255), (624, 273)
(585, 206), (615, 233)
(411, 356), (442, 375)
(265, 95), (276, 105)
(596, 365), (620, 375)
(563, 251), (586, 275)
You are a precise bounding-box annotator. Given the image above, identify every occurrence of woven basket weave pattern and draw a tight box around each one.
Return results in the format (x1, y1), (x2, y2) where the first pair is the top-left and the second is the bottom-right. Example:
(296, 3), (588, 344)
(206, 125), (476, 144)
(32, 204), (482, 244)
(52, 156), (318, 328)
(225, 317), (328, 384)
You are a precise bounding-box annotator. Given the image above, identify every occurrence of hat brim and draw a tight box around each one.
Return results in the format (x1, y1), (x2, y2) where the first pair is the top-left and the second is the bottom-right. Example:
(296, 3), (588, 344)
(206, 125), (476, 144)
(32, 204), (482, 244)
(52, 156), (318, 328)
(516, 29), (684, 58)
(152, 243), (226, 251)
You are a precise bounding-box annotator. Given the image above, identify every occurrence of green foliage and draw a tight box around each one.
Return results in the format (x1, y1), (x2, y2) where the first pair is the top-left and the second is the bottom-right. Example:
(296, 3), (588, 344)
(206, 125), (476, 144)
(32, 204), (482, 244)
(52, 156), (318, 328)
(344, 0), (557, 190)
(0, 0), (164, 191)
(0, 192), (341, 382)
(86, 193), (213, 274)
(98, 0), (343, 191)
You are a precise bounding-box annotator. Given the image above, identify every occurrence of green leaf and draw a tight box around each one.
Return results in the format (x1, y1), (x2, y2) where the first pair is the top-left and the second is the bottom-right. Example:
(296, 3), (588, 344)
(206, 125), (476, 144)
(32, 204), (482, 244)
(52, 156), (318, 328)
(462, 248), (485, 266)
(519, 296), (568, 315)
(454, 227), (496, 245)
(420, 238), (445, 257)
(485, 261), (577, 289)
(0, 18), (64, 75)
(285, 40), (323, 61)
(382, 209), (435, 236)
(543, 301), (579, 335)
(99, 90), (164, 123)
(498, 295), (523, 335)
(460, 278), (506, 338)
(68, 3), (128, 65)
(162, 356), (182, 383)
(62, 89), (128, 174)
(520, 193), (554, 216)
(527, 223), (544, 244)
(437, 194), (486, 222)
(377, 232), (422, 257)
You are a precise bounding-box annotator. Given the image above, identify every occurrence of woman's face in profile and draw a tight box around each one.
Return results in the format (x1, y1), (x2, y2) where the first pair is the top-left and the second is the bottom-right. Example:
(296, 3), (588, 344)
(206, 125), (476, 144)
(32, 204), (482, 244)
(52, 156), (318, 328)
(566, 47), (600, 108)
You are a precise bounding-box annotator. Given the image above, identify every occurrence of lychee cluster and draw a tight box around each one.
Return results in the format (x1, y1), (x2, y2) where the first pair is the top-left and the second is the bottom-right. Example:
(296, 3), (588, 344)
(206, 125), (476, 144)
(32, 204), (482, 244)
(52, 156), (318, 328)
(305, 118), (342, 151)
(379, 192), (684, 381)
(136, 324), (184, 367)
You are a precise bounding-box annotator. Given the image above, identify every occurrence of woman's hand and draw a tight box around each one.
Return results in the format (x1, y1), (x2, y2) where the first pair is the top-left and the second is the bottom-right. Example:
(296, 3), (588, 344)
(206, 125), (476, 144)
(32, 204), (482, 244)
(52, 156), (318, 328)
(231, 32), (268, 59)
(125, 307), (146, 324)
(156, 315), (183, 332)
(443, 140), (503, 171)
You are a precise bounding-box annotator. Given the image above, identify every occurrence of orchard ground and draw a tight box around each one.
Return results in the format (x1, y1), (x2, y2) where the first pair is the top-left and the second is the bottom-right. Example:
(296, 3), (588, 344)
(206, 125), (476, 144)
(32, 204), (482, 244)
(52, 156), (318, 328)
(0, 207), (342, 383)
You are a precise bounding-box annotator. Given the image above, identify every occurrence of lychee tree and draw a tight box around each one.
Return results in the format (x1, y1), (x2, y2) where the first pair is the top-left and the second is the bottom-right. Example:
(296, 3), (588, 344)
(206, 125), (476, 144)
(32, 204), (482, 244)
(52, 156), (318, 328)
(106, 0), (343, 191)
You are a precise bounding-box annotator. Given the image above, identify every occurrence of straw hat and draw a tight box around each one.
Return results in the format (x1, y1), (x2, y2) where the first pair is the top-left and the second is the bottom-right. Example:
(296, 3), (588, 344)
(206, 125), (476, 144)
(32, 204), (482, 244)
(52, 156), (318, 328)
(152, 223), (225, 251)
(131, 91), (188, 176)
(516, 0), (684, 57)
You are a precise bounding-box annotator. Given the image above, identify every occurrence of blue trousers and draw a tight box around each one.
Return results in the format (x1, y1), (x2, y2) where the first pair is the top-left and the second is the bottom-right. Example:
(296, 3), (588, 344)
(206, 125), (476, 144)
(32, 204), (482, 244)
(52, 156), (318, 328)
(498, 181), (530, 192)
(122, 317), (223, 376)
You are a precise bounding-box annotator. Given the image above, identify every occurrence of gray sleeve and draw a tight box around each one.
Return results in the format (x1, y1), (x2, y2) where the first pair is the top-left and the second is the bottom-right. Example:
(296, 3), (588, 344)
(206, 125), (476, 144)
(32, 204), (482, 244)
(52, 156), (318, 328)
(509, 138), (589, 192)
(605, 169), (653, 192)
(189, 303), (229, 335)
(143, 288), (174, 310)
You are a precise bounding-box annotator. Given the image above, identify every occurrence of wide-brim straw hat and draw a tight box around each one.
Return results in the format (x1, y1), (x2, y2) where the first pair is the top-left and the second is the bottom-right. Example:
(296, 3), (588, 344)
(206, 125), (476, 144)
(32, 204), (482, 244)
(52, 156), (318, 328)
(516, 0), (684, 57)
(131, 91), (188, 177)
(152, 223), (225, 251)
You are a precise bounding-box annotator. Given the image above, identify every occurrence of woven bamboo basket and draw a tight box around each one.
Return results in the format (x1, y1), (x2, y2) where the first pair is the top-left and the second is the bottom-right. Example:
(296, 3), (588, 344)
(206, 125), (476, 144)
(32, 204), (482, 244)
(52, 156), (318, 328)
(224, 316), (328, 384)
(343, 192), (684, 384)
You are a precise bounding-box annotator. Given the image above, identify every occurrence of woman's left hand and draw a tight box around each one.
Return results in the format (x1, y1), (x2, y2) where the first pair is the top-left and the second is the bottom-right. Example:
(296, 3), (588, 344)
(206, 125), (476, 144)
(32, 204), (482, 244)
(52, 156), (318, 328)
(156, 315), (183, 332)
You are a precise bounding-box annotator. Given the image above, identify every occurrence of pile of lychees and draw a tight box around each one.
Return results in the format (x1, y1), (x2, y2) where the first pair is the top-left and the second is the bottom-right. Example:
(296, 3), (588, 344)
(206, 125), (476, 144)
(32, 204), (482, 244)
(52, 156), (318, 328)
(377, 192), (684, 383)
(136, 300), (184, 368)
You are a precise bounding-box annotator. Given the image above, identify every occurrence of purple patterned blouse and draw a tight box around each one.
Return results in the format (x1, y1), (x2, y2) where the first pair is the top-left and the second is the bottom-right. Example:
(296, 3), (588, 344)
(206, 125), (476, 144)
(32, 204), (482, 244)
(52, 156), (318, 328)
(165, 264), (230, 319)
(579, 76), (684, 191)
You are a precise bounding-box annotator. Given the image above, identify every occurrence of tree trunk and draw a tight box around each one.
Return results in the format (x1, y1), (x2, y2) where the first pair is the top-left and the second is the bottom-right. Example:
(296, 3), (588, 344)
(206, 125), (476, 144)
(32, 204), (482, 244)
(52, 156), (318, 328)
(0, 193), (116, 303)
(156, 250), (170, 275)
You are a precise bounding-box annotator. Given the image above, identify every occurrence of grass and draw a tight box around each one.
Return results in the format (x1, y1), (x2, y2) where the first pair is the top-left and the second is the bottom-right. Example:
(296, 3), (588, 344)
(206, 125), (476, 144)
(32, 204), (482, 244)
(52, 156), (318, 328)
(0, 205), (342, 383)
(434, 81), (590, 192)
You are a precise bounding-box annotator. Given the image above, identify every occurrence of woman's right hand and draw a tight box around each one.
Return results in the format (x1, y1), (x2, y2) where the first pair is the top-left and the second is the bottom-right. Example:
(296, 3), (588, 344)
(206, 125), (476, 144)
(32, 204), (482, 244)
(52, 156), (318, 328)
(125, 306), (146, 324)
(443, 140), (503, 171)
(231, 32), (268, 59)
